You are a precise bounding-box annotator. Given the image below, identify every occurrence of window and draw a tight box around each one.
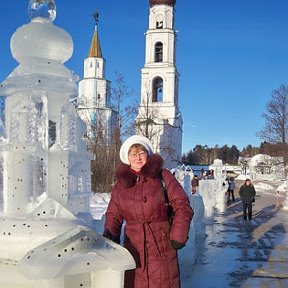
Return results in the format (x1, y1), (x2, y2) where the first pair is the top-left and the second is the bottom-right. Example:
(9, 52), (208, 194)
(156, 14), (164, 29)
(156, 21), (163, 29)
(152, 77), (163, 102)
(155, 42), (163, 62)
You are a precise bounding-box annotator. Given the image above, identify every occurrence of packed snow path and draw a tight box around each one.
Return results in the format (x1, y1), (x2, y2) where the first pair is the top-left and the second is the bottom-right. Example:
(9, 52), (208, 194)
(182, 179), (288, 288)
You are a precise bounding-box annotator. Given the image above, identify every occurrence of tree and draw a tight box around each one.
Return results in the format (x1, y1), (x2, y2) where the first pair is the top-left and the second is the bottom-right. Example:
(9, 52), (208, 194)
(240, 145), (259, 157)
(228, 145), (240, 164)
(218, 145), (229, 164)
(111, 71), (138, 142)
(192, 145), (207, 164)
(77, 72), (137, 193)
(257, 84), (288, 176)
(182, 150), (196, 165)
(135, 90), (163, 142)
(257, 84), (288, 144)
(182, 144), (240, 165)
(182, 145), (213, 165)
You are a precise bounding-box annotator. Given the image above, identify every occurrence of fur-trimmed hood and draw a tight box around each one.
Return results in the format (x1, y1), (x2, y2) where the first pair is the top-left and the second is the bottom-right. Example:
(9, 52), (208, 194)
(116, 154), (163, 188)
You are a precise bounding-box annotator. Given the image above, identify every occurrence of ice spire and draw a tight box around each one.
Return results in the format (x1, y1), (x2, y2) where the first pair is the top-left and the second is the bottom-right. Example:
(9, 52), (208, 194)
(28, 0), (56, 22)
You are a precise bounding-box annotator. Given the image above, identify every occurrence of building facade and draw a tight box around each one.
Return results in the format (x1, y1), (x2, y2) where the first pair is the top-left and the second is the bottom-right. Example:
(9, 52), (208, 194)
(136, 0), (183, 169)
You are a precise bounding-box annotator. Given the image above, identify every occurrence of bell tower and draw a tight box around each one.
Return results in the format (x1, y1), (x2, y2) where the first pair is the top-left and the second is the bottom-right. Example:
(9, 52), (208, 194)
(136, 0), (182, 168)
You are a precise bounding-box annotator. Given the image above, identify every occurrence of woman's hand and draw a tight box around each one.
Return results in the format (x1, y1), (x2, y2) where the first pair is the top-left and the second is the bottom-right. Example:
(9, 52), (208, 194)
(171, 240), (185, 250)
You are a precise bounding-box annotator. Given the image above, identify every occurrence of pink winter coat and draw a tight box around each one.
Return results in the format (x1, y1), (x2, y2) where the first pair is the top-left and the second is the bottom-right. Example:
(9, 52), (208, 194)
(104, 154), (193, 288)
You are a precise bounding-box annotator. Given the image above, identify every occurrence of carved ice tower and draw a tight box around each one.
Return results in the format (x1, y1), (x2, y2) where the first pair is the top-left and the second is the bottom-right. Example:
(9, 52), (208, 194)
(0, 0), (92, 217)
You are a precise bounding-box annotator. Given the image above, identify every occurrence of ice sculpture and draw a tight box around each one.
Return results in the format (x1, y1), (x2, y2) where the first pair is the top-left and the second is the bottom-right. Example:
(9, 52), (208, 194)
(198, 179), (216, 223)
(211, 159), (228, 213)
(199, 159), (228, 223)
(172, 166), (198, 274)
(0, 1), (135, 287)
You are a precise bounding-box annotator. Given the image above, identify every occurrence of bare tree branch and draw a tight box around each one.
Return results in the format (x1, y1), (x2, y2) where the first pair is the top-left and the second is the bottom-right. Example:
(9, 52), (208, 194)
(257, 84), (288, 144)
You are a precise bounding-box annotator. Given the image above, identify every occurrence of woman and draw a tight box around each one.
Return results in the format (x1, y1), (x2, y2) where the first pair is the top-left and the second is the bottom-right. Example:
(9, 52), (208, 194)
(239, 178), (256, 221)
(191, 175), (199, 194)
(104, 135), (193, 288)
(227, 177), (235, 202)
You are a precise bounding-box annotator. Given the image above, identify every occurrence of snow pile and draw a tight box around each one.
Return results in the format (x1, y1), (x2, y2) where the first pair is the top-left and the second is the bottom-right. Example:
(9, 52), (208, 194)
(254, 182), (275, 191)
(237, 174), (250, 181)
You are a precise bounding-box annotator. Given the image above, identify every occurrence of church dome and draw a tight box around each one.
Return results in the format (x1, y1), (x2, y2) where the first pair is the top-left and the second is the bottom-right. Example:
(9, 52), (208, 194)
(149, 0), (176, 7)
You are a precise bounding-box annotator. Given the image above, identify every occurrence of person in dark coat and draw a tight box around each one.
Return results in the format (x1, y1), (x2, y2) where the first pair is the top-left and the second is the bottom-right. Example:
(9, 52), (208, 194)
(191, 175), (199, 194)
(239, 178), (256, 221)
(103, 135), (193, 288)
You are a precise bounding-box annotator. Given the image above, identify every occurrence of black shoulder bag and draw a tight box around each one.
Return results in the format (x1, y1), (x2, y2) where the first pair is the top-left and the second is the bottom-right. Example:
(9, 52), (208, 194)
(159, 171), (175, 226)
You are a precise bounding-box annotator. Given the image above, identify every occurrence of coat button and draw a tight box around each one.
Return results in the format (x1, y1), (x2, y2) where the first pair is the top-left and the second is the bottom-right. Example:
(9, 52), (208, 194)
(143, 196), (147, 203)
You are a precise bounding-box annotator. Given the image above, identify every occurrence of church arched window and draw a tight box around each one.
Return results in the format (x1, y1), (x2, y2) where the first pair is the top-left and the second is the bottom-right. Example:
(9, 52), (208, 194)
(155, 42), (163, 62)
(156, 21), (163, 29)
(156, 14), (164, 29)
(152, 77), (163, 102)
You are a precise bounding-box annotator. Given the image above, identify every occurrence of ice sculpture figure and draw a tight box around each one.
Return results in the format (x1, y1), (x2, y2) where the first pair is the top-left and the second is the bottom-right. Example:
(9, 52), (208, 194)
(0, 1), (135, 287)
(199, 159), (228, 223)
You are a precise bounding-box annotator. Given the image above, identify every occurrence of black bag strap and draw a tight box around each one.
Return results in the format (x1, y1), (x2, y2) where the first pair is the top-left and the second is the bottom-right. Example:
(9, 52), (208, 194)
(159, 170), (174, 226)
(159, 170), (171, 205)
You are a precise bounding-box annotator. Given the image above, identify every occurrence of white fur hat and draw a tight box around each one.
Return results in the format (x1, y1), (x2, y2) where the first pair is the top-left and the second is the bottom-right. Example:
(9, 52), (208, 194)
(120, 135), (154, 165)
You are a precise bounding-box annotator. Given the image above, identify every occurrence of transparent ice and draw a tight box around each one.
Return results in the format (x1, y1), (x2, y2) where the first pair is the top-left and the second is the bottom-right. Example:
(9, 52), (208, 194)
(28, 0), (56, 22)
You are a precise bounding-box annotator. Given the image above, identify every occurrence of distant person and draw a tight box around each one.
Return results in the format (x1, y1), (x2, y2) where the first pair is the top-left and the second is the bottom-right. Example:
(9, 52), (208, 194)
(227, 177), (235, 202)
(191, 175), (199, 194)
(200, 168), (205, 178)
(207, 170), (214, 179)
(103, 135), (193, 288)
(202, 170), (207, 179)
(239, 178), (256, 222)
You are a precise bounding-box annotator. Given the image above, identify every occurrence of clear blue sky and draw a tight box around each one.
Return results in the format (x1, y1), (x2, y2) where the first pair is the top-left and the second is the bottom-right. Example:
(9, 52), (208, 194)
(1, 1), (288, 154)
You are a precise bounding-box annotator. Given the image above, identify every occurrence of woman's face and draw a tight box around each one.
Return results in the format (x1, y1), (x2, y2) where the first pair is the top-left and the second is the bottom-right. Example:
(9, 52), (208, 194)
(128, 147), (148, 172)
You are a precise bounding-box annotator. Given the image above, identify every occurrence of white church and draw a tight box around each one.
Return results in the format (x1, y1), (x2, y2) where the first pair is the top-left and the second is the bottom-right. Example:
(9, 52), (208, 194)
(78, 0), (183, 169)
(77, 12), (118, 147)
